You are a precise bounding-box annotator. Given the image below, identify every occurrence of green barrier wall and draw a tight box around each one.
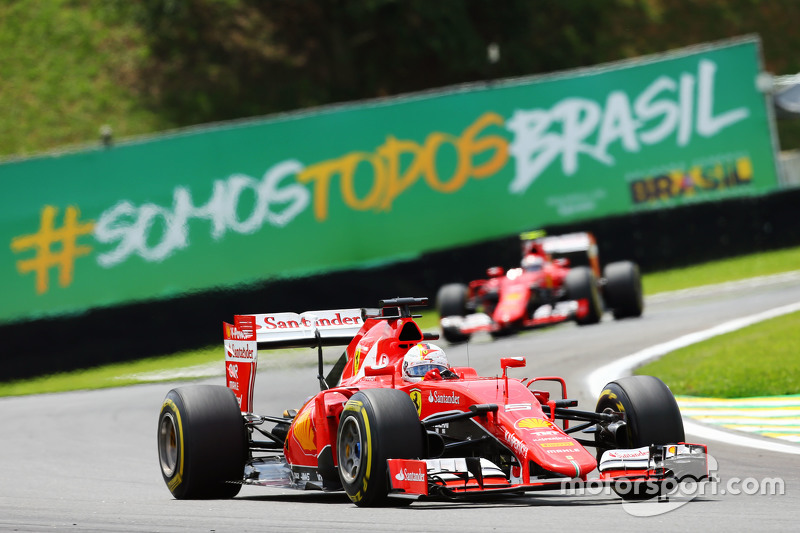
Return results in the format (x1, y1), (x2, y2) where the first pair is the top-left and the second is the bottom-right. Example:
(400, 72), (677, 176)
(1, 36), (780, 324)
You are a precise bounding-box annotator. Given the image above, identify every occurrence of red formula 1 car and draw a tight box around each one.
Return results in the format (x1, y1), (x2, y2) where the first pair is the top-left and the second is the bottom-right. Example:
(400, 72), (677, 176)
(436, 232), (644, 343)
(157, 297), (705, 506)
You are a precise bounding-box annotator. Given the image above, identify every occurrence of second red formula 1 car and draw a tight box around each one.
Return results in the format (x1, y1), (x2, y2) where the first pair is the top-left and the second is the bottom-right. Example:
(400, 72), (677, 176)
(436, 231), (644, 343)
(156, 297), (705, 506)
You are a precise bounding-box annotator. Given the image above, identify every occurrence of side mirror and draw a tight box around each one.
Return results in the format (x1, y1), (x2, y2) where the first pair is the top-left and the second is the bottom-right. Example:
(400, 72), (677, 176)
(501, 357), (526, 371)
(500, 357), (526, 402)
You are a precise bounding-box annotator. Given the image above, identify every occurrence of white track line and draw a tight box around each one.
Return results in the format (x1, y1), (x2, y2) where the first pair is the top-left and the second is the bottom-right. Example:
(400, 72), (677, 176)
(587, 301), (800, 455)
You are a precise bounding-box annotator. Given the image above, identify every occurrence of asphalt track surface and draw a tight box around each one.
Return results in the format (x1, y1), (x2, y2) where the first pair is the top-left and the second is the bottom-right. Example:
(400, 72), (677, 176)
(2, 276), (800, 532)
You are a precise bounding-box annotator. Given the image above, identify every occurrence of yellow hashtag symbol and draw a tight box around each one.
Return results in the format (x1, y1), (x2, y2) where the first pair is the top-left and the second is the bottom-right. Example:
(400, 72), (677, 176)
(10, 206), (95, 294)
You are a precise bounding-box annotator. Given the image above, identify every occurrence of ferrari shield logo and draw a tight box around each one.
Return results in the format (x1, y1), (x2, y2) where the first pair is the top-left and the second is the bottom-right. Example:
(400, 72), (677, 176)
(409, 389), (422, 416)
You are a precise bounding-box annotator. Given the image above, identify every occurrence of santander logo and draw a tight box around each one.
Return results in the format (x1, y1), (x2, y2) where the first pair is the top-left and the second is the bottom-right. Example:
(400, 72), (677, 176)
(229, 346), (254, 360)
(261, 312), (361, 330)
(427, 391), (460, 405)
(607, 448), (649, 459)
(395, 469), (426, 482)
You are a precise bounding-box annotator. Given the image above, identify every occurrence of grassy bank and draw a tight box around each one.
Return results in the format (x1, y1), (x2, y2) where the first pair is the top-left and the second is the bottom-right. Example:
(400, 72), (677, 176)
(641, 246), (800, 295)
(0, 349), (221, 398)
(636, 309), (800, 398)
(633, 248), (800, 397)
(0, 1), (170, 158)
(2, 247), (799, 398)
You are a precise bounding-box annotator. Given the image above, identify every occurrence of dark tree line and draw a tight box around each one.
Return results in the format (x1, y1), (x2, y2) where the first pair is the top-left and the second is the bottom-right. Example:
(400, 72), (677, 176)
(118, 0), (800, 143)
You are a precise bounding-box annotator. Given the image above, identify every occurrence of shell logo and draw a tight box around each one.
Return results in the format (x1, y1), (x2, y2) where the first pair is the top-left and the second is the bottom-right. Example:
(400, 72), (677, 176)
(515, 417), (555, 430)
(291, 408), (316, 454)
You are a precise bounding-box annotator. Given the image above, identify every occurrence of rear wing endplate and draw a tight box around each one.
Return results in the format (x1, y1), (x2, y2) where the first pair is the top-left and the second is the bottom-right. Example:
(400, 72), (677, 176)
(222, 309), (362, 409)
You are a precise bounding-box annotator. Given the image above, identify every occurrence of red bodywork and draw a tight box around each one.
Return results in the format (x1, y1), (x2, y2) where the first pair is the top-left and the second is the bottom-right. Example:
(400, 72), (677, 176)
(467, 259), (586, 333)
(259, 311), (590, 480)
(439, 232), (607, 338)
(223, 299), (706, 499)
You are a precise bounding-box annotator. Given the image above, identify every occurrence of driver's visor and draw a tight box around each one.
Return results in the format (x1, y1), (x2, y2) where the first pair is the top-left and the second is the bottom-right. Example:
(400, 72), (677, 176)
(406, 364), (448, 377)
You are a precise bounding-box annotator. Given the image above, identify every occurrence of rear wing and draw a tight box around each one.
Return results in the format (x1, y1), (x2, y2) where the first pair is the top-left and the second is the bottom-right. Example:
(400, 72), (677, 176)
(521, 231), (595, 254)
(222, 299), (432, 411)
(222, 308), (363, 412)
(225, 308), (364, 349)
(521, 231), (600, 275)
(541, 233), (595, 255)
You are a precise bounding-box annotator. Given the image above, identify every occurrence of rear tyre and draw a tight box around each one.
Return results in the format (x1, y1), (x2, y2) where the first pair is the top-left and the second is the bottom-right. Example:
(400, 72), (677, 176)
(158, 385), (247, 499)
(564, 266), (602, 325)
(603, 261), (644, 319)
(436, 283), (471, 343)
(337, 388), (425, 507)
(595, 375), (685, 500)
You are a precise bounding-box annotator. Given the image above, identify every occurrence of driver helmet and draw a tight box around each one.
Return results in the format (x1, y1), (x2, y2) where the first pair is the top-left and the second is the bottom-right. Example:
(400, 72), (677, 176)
(402, 343), (448, 382)
(522, 254), (545, 272)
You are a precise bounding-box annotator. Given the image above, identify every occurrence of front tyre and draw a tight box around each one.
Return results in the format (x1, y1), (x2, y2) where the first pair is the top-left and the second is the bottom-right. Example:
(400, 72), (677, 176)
(564, 266), (602, 325)
(603, 261), (644, 319)
(158, 385), (247, 499)
(595, 375), (685, 500)
(337, 388), (425, 507)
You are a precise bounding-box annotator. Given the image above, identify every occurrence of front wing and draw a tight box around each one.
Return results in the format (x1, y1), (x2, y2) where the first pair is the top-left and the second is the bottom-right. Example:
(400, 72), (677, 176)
(440, 300), (586, 335)
(388, 443), (708, 499)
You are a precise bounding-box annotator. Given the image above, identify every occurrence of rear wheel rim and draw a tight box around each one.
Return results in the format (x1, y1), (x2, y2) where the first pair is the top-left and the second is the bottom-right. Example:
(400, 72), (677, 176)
(338, 417), (363, 484)
(159, 413), (178, 477)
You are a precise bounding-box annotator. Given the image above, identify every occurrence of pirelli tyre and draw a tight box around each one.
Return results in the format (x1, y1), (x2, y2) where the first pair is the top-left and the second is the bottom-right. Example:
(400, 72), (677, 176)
(603, 261), (644, 319)
(158, 385), (247, 499)
(336, 388), (425, 507)
(595, 375), (685, 500)
(564, 266), (603, 325)
(436, 283), (471, 343)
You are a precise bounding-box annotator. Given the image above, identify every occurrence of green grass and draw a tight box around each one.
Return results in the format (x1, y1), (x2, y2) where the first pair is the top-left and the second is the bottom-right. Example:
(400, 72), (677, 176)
(2, 246), (799, 398)
(636, 310), (800, 398)
(641, 246), (800, 295)
(0, 1), (170, 158)
(0, 348), (222, 397)
(634, 247), (800, 398)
